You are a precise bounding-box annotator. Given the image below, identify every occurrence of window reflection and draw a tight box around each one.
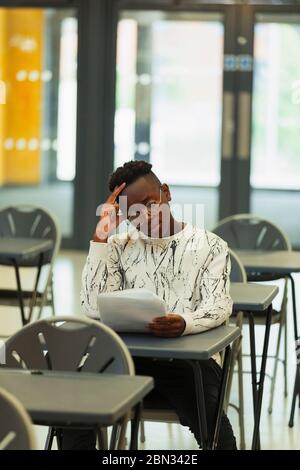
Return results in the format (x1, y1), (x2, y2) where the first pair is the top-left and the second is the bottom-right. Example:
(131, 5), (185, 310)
(115, 11), (224, 187)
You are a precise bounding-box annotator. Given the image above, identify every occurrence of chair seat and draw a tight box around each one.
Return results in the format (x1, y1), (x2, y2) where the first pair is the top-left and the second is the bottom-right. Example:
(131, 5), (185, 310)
(232, 308), (281, 325)
(247, 273), (286, 282)
(0, 289), (50, 307)
(142, 409), (179, 423)
(141, 392), (180, 424)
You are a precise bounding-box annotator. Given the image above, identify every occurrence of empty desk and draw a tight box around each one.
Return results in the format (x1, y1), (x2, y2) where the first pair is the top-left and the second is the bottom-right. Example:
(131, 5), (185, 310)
(231, 282), (279, 449)
(236, 249), (300, 428)
(0, 237), (53, 325)
(0, 369), (154, 450)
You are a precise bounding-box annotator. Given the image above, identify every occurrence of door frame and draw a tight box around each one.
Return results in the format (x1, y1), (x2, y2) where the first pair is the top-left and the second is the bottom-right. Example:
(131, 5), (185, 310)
(230, 2), (300, 220)
(114, 0), (238, 225)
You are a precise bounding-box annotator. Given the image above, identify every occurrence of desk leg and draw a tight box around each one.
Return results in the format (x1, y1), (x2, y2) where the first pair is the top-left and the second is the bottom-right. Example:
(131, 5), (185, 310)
(12, 259), (27, 326)
(248, 313), (258, 426)
(187, 351), (232, 451)
(248, 305), (272, 450)
(287, 274), (299, 428)
(187, 360), (209, 450)
(130, 402), (142, 450)
(44, 427), (55, 450)
(212, 345), (232, 450)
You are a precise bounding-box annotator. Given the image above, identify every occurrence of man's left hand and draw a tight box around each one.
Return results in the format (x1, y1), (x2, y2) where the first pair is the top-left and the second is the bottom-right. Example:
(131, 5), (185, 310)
(148, 314), (186, 337)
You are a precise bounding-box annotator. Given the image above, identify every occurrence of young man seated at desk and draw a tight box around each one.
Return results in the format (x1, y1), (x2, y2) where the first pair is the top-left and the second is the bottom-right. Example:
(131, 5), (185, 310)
(62, 160), (236, 450)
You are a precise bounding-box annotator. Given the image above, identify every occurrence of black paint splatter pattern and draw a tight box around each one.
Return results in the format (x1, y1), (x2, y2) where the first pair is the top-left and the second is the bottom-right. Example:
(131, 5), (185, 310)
(81, 224), (233, 335)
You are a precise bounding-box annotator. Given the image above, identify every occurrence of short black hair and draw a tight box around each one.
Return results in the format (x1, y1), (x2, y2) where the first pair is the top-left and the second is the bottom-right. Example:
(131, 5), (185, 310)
(108, 160), (159, 192)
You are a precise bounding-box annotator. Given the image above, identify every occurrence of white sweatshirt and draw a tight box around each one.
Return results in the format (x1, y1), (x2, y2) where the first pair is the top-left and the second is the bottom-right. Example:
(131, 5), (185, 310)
(81, 223), (233, 336)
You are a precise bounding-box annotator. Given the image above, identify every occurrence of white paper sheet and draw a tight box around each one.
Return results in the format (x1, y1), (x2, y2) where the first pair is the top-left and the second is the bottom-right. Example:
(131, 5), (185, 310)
(97, 288), (167, 333)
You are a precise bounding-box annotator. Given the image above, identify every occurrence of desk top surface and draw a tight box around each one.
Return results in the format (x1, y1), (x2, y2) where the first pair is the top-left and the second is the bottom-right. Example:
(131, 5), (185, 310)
(121, 325), (240, 360)
(235, 250), (300, 274)
(230, 282), (279, 311)
(0, 369), (153, 426)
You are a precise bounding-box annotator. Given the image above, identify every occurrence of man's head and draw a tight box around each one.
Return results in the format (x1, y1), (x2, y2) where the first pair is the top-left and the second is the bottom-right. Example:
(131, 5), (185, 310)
(108, 160), (172, 237)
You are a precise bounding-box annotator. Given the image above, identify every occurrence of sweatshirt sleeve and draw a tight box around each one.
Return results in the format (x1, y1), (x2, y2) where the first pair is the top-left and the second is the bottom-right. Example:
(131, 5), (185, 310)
(80, 238), (124, 319)
(180, 241), (233, 336)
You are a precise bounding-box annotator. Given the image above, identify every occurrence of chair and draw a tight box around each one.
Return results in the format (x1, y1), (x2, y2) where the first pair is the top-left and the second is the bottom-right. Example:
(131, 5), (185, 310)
(0, 205), (61, 325)
(1, 316), (135, 450)
(0, 387), (36, 450)
(224, 248), (246, 449)
(139, 248), (244, 448)
(212, 213), (291, 414)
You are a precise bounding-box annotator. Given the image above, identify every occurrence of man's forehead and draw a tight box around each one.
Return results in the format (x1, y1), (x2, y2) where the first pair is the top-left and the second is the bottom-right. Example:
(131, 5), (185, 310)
(119, 176), (155, 203)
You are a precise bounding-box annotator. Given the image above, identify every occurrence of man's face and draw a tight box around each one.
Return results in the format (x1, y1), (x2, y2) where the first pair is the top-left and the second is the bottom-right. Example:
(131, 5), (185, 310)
(118, 175), (171, 237)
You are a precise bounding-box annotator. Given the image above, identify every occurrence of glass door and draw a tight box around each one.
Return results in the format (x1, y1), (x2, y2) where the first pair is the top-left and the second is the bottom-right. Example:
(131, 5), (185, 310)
(114, 8), (226, 230)
(250, 13), (300, 246)
(0, 6), (78, 241)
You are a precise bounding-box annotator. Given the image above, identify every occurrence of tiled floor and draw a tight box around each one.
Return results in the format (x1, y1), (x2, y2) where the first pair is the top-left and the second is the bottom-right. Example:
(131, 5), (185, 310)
(0, 250), (299, 450)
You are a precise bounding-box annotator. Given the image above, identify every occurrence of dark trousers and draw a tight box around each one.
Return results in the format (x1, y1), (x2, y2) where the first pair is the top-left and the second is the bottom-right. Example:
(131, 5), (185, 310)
(60, 357), (237, 450)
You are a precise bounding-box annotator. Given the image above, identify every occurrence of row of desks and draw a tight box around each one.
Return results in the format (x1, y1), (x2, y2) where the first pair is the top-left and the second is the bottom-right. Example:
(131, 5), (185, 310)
(0, 237), (300, 450)
(0, 281), (278, 450)
(0, 323), (240, 450)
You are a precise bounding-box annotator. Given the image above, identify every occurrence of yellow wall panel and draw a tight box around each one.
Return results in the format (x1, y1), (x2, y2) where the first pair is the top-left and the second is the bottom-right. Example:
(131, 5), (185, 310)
(0, 10), (8, 185)
(1, 9), (43, 185)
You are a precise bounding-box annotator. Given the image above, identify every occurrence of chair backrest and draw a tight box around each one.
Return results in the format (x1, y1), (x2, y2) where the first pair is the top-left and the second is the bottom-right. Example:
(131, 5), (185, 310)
(0, 387), (36, 450)
(1, 316), (134, 376)
(229, 249), (247, 283)
(0, 205), (61, 266)
(213, 213), (291, 251)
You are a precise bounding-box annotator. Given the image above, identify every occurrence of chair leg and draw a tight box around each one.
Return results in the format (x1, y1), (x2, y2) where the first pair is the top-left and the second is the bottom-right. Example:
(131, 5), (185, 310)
(268, 321), (283, 414)
(109, 417), (128, 450)
(140, 419), (146, 444)
(37, 275), (55, 320)
(56, 428), (63, 450)
(224, 313), (245, 448)
(167, 422), (174, 442)
(237, 346), (246, 450)
(224, 313), (243, 412)
(268, 277), (289, 414)
(117, 416), (129, 450)
(97, 427), (108, 449)
(284, 311), (288, 398)
(50, 277), (56, 317)
(110, 424), (119, 450)
(223, 340), (237, 413)
(289, 366), (300, 427)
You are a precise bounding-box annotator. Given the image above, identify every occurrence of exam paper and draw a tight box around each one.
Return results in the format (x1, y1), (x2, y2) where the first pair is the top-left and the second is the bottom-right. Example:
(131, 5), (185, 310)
(97, 288), (167, 333)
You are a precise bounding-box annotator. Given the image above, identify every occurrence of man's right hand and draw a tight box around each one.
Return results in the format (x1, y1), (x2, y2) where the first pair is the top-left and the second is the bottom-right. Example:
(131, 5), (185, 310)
(93, 182), (126, 243)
